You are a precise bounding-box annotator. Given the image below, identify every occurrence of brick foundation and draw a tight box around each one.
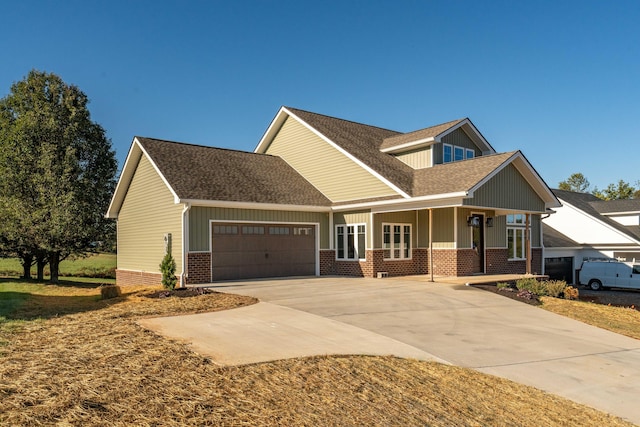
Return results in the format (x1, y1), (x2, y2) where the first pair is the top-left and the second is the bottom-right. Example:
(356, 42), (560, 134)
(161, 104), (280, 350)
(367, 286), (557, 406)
(186, 252), (212, 284)
(486, 248), (543, 275)
(320, 248), (429, 278)
(116, 269), (163, 286)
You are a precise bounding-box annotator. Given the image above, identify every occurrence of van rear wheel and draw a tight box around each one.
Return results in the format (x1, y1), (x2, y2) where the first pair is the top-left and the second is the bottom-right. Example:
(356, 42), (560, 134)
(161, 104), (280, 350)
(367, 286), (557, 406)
(588, 279), (602, 291)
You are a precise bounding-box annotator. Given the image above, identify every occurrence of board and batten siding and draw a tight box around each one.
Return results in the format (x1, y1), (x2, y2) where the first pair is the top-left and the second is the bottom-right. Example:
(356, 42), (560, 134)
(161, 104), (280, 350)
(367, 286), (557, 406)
(117, 155), (183, 273)
(433, 128), (479, 164)
(485, 215), (541, 248)
(456, 208), (496, 248)
(395, 146), (432, 169)
(189, 207), (329, 251)
(431, 208), (456, 249)
(373, 211), (418, 248)
(263, 116), (399, 202)
(465, 164), (546, 212)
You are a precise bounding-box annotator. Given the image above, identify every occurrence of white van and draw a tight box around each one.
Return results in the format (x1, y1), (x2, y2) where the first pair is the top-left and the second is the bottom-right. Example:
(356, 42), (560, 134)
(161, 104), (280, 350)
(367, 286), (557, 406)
(578, 259), (640, 290)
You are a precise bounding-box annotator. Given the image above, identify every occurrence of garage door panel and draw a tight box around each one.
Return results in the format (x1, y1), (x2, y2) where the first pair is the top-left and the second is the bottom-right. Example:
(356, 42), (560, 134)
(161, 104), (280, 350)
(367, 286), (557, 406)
(211, 222), (316, 281)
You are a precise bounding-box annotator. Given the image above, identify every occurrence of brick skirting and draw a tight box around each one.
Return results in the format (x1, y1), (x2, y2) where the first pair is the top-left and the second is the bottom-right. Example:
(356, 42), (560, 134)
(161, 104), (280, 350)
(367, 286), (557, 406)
(186, 252), (212, 284)
(116, 269), (163, 286)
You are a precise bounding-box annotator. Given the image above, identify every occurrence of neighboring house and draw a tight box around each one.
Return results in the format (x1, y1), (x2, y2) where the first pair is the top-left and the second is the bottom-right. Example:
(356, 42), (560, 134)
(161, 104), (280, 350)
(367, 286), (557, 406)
(107, 106), (560, 286)
(542, 189), (640, 283)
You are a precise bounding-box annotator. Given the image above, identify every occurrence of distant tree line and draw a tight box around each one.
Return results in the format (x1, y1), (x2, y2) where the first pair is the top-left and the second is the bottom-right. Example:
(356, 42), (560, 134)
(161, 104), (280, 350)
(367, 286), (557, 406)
(558, 173), (640, 200)
(0, 70), (117, 282)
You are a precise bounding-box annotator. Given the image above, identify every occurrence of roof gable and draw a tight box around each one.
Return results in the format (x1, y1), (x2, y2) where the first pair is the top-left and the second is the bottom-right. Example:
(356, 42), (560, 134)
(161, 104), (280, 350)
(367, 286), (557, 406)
(380, 118), (495, 154)
(107, 137), (331, 218)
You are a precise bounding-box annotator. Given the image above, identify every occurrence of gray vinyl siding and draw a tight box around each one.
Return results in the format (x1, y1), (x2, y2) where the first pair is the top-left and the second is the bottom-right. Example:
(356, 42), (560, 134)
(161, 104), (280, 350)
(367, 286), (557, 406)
(395, 146), (432, 169)
(373, 211), (418, 248)
(465, 163), (546, 212)
(117, 155), (183, 273)
(432, 208), (455, 248)
(456, 208), (496, 248)
(489, 214), (541, 248)
(417, 209), (429, 248)
(433, 128), (479, 165)
(263, 116), (398, 202)
(189, 207), (330, 251)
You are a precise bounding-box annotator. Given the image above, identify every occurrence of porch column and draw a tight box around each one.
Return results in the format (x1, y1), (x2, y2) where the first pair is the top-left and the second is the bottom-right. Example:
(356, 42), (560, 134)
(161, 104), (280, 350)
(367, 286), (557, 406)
(525, 213), (531, 274)
(429, 208), (434, 282)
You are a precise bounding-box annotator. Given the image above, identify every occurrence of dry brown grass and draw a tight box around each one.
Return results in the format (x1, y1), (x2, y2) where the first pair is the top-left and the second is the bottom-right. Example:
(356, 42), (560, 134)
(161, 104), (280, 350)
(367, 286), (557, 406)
(0, 284), (635, 426)
(541, 296), (640, 341)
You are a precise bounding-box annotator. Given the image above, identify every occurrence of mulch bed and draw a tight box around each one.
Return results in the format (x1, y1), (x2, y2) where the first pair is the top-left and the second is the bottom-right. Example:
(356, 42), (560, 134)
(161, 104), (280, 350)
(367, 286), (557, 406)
(144, 287), (216, 299)
(472, 284), (542, 306)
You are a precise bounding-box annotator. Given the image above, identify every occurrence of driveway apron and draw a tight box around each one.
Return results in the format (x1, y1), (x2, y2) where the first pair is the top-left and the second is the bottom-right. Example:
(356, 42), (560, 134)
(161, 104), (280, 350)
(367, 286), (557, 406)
(208, 277), (640, 425)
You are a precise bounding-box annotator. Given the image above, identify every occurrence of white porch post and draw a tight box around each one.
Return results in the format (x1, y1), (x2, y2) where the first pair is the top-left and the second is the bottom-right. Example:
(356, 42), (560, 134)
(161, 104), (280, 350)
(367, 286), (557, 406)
(525, 213), (531, 274)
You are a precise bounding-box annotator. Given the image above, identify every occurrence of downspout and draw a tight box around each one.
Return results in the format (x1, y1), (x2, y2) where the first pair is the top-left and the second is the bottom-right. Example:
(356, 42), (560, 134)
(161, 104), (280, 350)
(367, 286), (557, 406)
(180, 202), (191, 288)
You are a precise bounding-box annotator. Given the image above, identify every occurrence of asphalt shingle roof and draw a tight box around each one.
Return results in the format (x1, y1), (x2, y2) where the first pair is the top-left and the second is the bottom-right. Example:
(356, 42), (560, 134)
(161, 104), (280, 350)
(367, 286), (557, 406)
(137, 137), (331, 206)
(590, 198), (640, 214)
(380, 119), (465, 151)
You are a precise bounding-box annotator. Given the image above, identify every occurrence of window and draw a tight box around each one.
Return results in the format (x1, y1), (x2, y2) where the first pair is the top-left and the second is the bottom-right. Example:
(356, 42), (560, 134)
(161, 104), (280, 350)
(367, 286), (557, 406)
(454, 146), (464, 161)
(293, 227), (314, 236)
(383, 223), (412, 259)
(443, 144), (452, 163)
(443, 143), (475, 163)
(242, 226), (264, 235)
(213, 225), (238, 234)
(269, 226), (290, 235)
(507, 214), (525, 260)
(336, 224), (365, 260)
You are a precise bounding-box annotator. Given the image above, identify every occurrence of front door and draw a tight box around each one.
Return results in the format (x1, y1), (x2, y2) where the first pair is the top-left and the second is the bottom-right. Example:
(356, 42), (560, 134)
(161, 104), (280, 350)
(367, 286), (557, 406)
(471, 214), (485, 274)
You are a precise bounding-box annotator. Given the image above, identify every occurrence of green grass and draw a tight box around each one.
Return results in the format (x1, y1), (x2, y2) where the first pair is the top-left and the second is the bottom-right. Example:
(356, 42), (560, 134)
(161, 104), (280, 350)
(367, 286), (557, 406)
(0, 252), (116, 279)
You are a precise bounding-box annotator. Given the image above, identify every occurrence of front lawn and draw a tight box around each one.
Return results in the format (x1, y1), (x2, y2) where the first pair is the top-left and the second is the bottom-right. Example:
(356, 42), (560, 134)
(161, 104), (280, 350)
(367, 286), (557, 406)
(0, 252), (116, 279)
(0, 279), (633, 426)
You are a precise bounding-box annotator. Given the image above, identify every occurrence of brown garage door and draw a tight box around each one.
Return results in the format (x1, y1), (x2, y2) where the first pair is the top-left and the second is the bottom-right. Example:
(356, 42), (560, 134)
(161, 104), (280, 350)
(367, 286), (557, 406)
(211, 223), (316, 281)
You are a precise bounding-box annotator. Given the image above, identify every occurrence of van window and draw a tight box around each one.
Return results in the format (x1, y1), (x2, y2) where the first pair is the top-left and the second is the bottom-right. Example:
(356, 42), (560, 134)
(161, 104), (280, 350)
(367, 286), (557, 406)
(633, 265), (640, 275)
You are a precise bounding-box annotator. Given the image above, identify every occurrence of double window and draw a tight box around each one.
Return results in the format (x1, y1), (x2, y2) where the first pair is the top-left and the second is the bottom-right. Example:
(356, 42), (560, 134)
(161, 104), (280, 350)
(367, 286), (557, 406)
(336, 224), (366, 260)
(443, 144), (475, 163)
(507, 214), (525, 260)
(383, 223), (412, 260)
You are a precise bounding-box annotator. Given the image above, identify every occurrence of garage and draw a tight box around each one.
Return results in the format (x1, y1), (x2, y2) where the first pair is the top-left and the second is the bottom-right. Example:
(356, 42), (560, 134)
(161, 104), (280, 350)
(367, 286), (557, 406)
(211, 222), (317, 281)
(545, 257), (574, 284)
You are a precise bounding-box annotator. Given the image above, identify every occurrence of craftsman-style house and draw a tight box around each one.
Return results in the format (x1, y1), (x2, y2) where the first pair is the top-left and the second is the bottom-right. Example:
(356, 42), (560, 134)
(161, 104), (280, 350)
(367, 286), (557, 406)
(107, 106), (560, 285)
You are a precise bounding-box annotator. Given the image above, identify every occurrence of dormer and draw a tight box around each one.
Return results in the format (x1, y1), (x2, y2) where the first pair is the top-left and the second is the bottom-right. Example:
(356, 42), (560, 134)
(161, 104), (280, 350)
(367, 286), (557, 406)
(380, 118), (496, 169)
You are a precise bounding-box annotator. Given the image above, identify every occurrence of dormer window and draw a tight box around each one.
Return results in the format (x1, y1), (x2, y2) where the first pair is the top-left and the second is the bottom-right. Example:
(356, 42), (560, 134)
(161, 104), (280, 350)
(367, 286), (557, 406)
(443, 143), (475, 163)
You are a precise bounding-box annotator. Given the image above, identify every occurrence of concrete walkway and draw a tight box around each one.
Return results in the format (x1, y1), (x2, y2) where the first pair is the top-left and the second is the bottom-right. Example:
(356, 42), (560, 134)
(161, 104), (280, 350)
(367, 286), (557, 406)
(140, 276), (640, 425)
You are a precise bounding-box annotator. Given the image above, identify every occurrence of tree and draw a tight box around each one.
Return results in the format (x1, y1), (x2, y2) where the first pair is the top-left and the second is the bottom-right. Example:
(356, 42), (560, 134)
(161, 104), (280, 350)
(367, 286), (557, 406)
(0, 70), (117, 282)
(558, 173), (590, 193)
(592, 179), (636, 201)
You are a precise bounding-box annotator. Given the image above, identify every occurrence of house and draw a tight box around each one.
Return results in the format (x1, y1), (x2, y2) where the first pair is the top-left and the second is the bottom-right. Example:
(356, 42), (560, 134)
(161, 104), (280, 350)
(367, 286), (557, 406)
(107, 106), (560, 286)
(543, 189), (640, 283)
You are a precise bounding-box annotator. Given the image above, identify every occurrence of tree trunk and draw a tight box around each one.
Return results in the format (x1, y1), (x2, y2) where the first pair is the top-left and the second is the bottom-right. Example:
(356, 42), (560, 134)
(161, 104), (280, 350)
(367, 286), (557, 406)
(20, 253), (33, 280)
(49, 251), (60, 283)
(36, 253), (47, 282)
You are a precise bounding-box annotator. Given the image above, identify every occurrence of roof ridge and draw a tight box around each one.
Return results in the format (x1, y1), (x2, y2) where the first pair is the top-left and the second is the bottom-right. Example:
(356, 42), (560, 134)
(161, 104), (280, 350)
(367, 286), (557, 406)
(284, 106), (401, 134)
(136, 136), (278, 158)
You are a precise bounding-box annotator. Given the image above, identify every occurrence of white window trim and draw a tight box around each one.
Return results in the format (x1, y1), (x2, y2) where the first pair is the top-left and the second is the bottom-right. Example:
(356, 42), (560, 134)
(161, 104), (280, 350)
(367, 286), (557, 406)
(466, 148), (475, 159)
(443, 143), (453, 163)
(335, 223), (366, 261)
(507, 214), (526, 260)
(382, 222), (412, 260)
(443, 143), (475, 163)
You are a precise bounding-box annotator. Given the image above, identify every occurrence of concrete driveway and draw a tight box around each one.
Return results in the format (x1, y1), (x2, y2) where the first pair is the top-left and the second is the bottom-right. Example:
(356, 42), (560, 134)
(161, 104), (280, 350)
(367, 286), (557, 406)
(140, 276), (640, 424)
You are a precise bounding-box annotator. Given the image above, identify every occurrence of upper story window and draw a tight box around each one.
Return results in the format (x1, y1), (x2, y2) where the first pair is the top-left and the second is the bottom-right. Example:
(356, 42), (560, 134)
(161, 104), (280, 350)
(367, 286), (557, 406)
(443, 143), (475, 163)
(336, 224), (366, 260)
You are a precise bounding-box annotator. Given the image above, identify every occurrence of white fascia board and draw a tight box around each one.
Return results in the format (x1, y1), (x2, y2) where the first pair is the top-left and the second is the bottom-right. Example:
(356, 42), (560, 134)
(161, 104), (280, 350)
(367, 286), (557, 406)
(181, 199), (331, 213)
(133, 137), (182, 204)
(601, 211), (640, 216)
(446, 119), (495, 154)
(379, 137), (435, 153)
(333, 192), (468, 213)
(254, 106), (288, 153)
(106, 139), (144, 218)
(277, 107), (411, 199)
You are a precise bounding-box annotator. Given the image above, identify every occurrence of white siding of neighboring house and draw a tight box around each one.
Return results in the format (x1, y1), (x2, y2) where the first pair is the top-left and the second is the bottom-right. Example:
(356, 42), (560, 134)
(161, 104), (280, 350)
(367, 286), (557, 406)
(543, 199), (639, 245)
(607, 215), (640, 226)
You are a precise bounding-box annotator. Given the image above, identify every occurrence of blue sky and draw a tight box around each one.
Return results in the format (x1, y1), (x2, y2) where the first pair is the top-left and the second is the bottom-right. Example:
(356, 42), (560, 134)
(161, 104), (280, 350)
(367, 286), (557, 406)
(2, 0), (639, 191)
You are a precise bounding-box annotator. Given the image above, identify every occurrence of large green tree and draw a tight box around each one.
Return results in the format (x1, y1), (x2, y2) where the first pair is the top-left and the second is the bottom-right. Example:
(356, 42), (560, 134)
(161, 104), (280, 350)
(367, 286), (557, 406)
(558, 172), (590, 193)
(0, 70), (117, 282)
(592, 180), (636, 201)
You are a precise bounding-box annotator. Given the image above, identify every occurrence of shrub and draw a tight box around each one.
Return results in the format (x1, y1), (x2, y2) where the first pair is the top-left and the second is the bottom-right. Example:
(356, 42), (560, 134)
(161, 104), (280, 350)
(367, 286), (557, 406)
(160, 253), (177, 290)
(544, 280), (567, 298)
(100, 284), (121, 299)
(515, 277), (539, 292)
(564, 286), (579, 300)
